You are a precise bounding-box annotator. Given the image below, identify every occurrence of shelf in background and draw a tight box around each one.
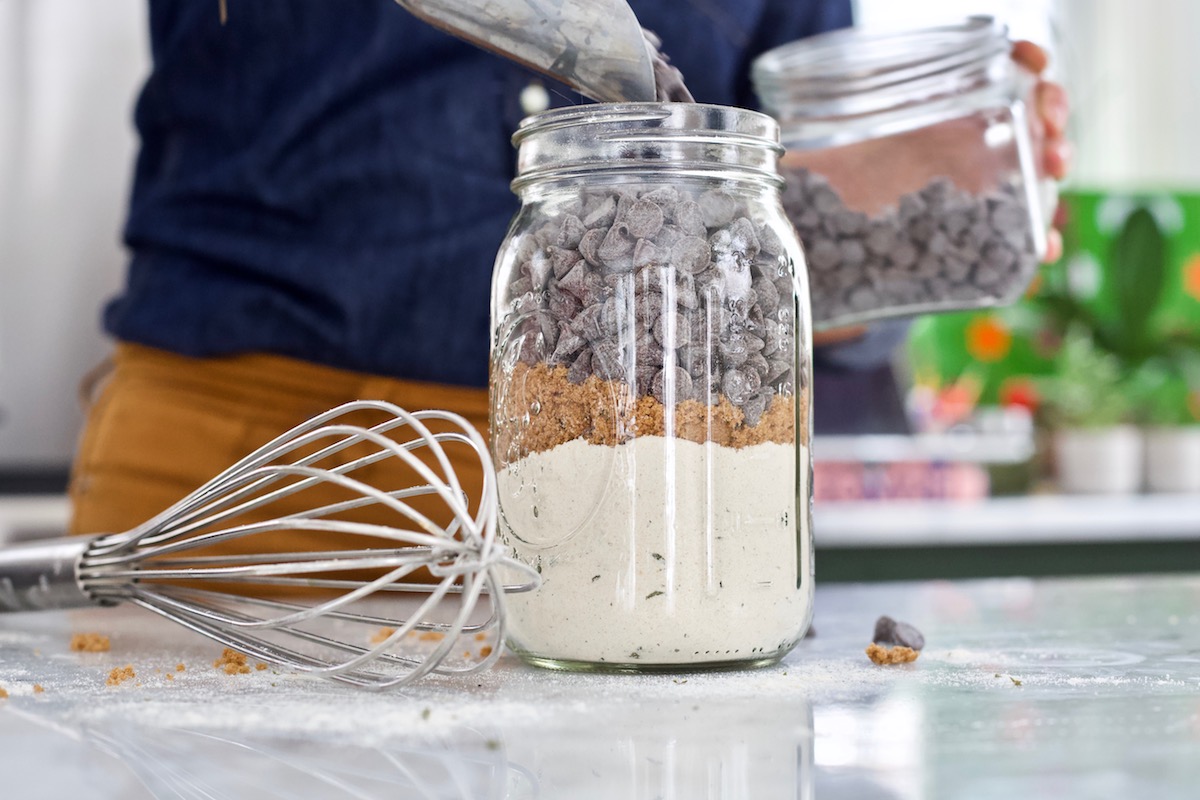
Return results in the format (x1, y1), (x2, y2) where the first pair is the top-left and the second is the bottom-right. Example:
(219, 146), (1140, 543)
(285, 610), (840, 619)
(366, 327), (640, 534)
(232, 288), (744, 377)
(814, 493), (1200, 582)
(814, 493), (1200, 547)
(0, 495), (71, 543)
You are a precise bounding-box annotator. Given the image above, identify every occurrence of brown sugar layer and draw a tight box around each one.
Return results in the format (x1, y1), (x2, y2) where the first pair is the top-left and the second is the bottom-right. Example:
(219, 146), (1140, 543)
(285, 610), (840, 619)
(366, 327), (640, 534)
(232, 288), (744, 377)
(866, 643), (920, 665)
(497, 363), (802, 459)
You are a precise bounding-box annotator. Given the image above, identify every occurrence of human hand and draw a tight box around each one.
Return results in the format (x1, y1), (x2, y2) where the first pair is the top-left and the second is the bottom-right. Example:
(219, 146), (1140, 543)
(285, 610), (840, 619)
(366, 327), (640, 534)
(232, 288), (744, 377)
(1011, 40), (1071, 262)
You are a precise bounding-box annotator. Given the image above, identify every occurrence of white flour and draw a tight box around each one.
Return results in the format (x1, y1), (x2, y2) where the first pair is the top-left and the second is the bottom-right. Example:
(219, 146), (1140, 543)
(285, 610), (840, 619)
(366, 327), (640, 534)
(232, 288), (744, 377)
(498, 436), (811, 666)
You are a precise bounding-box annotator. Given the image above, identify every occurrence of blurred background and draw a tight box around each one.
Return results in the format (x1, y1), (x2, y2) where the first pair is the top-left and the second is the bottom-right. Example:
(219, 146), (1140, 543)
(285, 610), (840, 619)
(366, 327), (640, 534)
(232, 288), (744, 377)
(2, 0), (1198, 579)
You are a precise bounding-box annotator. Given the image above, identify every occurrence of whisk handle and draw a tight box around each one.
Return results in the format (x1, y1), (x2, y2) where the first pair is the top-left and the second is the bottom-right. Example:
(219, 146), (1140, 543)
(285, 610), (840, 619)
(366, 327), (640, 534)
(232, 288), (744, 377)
(0, 537), (92, 612)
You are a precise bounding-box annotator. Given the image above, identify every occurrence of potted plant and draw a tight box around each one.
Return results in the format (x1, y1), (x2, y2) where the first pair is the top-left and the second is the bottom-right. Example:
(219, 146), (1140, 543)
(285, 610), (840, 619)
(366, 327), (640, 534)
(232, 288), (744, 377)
(1138, 354), (1200, 493)
(1019, 203), (1200, 493)
(1037, 325), (1143, 494)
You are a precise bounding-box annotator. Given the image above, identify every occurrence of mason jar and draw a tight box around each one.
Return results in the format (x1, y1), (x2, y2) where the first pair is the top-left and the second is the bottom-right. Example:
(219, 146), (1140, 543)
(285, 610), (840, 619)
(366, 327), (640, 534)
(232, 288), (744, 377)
(490, 103), (813, 672)
(752, 15), (1052, 328)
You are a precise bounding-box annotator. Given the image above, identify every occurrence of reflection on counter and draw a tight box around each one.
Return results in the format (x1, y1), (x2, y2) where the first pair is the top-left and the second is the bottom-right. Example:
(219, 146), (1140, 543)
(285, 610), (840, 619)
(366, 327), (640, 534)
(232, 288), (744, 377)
(3, 576), (1200, 799)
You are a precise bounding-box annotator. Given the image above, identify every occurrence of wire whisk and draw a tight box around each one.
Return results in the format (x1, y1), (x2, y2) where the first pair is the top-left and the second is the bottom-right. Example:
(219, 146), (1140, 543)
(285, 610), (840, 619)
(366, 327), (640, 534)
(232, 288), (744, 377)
(0, 401), (539, 689)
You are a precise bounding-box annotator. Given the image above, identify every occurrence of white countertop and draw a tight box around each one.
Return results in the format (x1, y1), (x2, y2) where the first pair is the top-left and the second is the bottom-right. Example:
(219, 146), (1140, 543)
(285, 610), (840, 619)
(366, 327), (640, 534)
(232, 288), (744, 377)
(2, 574), (1199, 798)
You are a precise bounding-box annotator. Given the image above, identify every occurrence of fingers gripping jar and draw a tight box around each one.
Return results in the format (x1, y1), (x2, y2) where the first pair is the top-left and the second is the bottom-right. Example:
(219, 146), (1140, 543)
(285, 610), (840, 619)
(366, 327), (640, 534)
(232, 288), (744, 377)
(752, 16), (1052, 328)
(490, 104), (813, 672)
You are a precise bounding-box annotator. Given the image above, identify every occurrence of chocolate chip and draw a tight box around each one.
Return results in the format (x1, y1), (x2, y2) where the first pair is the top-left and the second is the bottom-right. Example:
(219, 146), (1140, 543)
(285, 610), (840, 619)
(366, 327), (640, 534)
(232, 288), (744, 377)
(652, 311), (690, 348)
(598, 225), (635, 271)
(548, 285), (582, 322)
(758, 223), (784, 258)
(567, 348), (593, 383)
(697, 190), (736, 228)
(582, 195), (617, 229)
(548, 246), (582, 279)
(872, 615), (925, 651)
(549, 328), (586, 364)
(591, 340), (625, 381)
(671, 236), (711, 274)
(625, 199), (665, 239)
(674, 201), (707, 237)
(722, 368), (761, 406)
(651, 366), (692, 404)
(571, 303), (606, 341)
(654, 223), (685, 249)
(556, 215), (586, 249)
(634, 292), (665, 330)
(632, 239), (660, 269)
(806, 239), (840, 272)
(579, 227), (606, 267)
(640, 186), (680, 208)
(741, 392), (768, 427)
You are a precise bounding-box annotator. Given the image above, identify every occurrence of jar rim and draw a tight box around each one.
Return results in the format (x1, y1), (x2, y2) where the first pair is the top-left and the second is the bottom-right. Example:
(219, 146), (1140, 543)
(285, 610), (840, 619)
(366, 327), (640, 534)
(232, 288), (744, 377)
(751, 15), (1018, 139)
(753, 16), (1008, 93)
(512, 102), (781, 148)
(511, 102), (785, 192)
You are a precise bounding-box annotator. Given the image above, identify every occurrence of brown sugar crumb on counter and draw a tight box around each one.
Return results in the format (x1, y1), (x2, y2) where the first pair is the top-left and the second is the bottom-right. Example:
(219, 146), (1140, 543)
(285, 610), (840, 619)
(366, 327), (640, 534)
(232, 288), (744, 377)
(256, 663), (268, 671)
(70, 633), (111, 653)
(369, 627), (397, 645)
(106, 666), (136, 686)
(176, 663), (186, 672)
(418, 631), (445, 643)
(480, 645), (494, 658)
(213, 648), (251, 675)
(866, 643), (920, 665)
(474, 632), (488, 642)
(166, 674), (175, 681)
(33, 684), (44, 694)
(0, 687), (8, 699)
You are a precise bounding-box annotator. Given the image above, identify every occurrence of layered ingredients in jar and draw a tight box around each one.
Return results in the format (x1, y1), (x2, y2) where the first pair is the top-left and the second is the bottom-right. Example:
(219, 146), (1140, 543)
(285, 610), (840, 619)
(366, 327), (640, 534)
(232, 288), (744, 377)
(492, 182), (812, 669)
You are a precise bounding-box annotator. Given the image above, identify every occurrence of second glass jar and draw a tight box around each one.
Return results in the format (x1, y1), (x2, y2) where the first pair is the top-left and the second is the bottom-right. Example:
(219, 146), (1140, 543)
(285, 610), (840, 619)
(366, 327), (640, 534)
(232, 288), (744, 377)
(490, 103), (813, 672)
(753, 16), (1053, 328)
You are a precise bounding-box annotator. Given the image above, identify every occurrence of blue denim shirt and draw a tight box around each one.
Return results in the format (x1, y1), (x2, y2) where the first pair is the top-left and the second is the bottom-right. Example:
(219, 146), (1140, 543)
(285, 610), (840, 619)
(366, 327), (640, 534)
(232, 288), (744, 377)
(106, 0), (852, 388)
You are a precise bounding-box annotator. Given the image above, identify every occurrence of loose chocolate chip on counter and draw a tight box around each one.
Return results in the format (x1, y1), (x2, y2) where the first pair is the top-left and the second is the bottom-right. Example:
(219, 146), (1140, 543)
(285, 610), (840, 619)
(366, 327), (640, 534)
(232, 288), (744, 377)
(872, 615), (926, 651)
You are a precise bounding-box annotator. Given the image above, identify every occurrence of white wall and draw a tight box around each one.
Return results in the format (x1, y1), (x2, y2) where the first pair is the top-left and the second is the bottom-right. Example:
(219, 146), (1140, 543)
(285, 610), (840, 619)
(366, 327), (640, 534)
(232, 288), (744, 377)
(855, 0), (1200, 190)
(1054, 0), (1200, 189)
(0, 1), (148, 469)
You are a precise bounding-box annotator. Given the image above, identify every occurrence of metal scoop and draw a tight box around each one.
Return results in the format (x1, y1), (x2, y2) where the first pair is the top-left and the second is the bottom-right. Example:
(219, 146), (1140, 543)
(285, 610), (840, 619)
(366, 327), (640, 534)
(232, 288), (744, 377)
(393, 0), (657, 102)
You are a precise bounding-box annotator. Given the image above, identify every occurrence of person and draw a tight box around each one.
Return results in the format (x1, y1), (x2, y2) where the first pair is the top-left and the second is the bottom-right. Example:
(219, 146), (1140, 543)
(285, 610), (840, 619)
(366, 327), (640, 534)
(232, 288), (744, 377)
(67, 0), (1069, 540)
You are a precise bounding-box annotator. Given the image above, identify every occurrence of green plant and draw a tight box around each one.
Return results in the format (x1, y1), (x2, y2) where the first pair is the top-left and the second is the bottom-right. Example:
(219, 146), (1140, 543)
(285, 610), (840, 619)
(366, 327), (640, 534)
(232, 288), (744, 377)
(1018, 204), (1200, 427)
(1035, 324), (1137, 427)
(1132, 352), (1200, 427)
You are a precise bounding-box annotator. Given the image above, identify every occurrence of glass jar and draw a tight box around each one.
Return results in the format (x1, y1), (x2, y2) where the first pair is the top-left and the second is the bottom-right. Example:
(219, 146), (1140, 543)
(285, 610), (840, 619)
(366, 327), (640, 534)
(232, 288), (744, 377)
(490, 103), (813, 672)
(752, 16), (1053, 329)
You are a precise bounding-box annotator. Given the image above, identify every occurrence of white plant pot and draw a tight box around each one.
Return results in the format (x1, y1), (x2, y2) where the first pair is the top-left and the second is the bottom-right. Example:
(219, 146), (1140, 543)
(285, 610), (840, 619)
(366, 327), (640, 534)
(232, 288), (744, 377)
(1143, 427), (1200, 493)
(1054, 426), (1143, 495)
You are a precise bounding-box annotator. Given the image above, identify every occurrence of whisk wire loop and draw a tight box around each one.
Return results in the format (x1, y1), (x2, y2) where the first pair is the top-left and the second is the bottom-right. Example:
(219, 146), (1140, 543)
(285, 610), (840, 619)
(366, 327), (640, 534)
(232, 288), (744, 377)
(67, 400), (539, 689)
